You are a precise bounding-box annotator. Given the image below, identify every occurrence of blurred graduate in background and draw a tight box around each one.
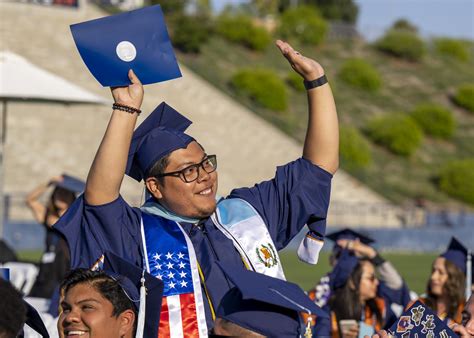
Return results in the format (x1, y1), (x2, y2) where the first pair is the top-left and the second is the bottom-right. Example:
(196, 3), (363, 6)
(323, 248), (407, 338)
(307, 229), (411, 317)
(26, 174), (85, 298)
(411, 237), (470, 325)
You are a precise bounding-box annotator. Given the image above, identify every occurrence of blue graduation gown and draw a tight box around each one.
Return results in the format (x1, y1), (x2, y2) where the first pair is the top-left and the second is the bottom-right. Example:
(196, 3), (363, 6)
(55, 158), (332, 329)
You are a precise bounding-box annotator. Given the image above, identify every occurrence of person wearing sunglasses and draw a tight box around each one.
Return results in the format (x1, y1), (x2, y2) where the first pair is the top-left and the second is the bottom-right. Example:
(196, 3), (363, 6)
(54, 39), (338, 336)
(324, 250), (402, 338)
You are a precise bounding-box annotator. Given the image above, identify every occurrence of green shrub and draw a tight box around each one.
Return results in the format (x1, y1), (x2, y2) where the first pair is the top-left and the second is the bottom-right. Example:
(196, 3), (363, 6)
(438, 159), (474, 205)
(231, 68), (288, 111)
(286, 72), (305, 92)
(410, 103), (455, 139)
(340, 126), (372, 169)
(278, 5), (327, 46)
(172, 15), (212, 53)
(339, 59), (381, 92)
(452, 84), (474, 112)
(216, 15), (272, 51)
(375, 30), (426, 61)
(366, 115), (423, 156)
(434, 38), (470, 62)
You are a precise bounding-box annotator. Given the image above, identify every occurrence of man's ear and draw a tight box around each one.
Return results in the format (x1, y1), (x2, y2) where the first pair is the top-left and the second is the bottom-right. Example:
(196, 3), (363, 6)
(118, 309), (136, 337)
(145, 177), (163, 200)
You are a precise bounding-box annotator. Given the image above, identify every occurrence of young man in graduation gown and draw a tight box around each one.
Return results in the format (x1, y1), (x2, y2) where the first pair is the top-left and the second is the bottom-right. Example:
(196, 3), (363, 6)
(54, 40), (339, 335)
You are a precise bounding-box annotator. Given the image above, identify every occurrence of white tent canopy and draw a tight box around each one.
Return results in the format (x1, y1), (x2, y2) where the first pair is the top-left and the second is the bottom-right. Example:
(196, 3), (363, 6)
(0, 50), (107, 103)
(0, 50), (107, 238)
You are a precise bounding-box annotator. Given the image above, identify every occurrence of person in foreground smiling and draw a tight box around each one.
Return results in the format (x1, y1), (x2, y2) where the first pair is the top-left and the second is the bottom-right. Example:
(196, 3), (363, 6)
(54, 39), (339, 336)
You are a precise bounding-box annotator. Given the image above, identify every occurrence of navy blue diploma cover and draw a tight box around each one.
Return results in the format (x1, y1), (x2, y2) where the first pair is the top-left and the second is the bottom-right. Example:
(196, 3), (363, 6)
(70, 5), (182, 87)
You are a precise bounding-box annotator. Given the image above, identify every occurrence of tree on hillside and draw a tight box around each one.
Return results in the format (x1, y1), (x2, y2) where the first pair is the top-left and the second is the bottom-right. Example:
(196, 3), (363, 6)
(251, 0), (279, 17)
(278, 0), (359, 24)
(391, 18), (418, 33)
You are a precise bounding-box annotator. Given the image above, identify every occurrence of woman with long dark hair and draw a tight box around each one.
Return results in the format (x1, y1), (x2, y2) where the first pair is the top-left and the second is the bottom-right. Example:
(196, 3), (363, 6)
(417, 237), (467, 324)
(326, 250), (399, 338)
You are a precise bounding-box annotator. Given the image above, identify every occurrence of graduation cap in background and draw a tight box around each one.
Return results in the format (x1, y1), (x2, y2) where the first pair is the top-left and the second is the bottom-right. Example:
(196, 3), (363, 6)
(70, 5), (181, 87)
(328, 249), (360, 290)
(215, 262), (328, 337)
(326, 228), (375, 246)
(56, 174), (86, 194)
(102, 251), (164, 338)
(387, 300), (458, 338)
(440, 237), (469, 274)
(125, 102), (195, 182)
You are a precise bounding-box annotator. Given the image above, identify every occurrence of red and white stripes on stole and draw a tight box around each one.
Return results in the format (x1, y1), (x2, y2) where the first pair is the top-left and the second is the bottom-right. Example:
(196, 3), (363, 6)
(159, 293), (200, 337)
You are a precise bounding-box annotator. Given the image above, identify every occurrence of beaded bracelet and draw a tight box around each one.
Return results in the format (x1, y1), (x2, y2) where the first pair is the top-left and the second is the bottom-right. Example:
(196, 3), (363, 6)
(112, 103), (142, 115)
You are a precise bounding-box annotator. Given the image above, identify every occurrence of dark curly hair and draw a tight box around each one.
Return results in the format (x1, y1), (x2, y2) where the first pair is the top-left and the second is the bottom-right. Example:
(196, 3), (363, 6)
(328, 259), (383, 328)
(60, 268), (136, 318)
(0, 279), (27, 338)
(425, 258), (465, 320)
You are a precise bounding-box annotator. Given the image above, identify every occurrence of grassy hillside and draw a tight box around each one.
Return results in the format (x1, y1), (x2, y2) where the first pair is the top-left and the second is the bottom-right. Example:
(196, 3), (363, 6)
(178, 34), (474, 208)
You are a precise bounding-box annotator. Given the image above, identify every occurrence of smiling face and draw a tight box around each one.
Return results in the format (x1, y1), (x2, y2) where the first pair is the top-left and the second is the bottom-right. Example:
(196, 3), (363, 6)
(146, 141), (218, 219)
(430, 257), (449, 296)
(58, 283), (134, 338)
(358, 261), (379, 303)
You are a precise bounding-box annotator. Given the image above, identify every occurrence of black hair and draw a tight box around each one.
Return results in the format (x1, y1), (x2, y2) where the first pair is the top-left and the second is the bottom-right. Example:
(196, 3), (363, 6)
(328, 259), (383, 327)
(0, 279), (27, 338)
(60, 268), (136, 318)
(146, 153), (171, 185)
(145, 141), (206, 186)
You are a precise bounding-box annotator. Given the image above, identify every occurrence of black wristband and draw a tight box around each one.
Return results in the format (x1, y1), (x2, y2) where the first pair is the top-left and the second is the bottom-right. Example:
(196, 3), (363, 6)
(303, 74), (328, 90)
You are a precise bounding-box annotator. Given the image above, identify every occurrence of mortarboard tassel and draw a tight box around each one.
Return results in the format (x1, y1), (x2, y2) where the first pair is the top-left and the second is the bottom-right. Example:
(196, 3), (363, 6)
(135, 270), (146, 338)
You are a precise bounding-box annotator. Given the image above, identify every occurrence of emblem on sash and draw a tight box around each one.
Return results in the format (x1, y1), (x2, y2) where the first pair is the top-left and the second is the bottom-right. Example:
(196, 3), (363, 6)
(256, 243), (278, 268)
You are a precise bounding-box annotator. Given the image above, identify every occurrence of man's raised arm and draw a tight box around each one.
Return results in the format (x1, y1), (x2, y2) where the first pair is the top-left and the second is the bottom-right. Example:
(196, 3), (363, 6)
(85, 70), (144, 205)
(276, 40), (339, 175)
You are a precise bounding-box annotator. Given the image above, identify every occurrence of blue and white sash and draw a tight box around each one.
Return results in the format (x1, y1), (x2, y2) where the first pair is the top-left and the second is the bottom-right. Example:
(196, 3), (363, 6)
(211, 198), (286, 280)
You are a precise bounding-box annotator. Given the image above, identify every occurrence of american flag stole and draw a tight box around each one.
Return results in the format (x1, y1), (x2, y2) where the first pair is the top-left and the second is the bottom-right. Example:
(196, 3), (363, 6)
(141, 213), (208, 337)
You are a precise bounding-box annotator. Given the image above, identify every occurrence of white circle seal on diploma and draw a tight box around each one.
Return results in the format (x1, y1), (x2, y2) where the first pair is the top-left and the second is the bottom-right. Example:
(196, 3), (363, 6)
(116, 41), (137, 62)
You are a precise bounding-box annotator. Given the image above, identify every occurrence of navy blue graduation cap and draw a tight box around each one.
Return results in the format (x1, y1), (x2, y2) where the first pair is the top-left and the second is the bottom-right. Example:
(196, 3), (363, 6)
(216, 262), (328, 337)
(70, 5), (181, 87)
(102, 251), (164, 338)
(126, 102), (195, 182)
(329, 249), (359, 290)
(441, 237), (469, 274)
(326, 228), (375, 246)
(56, 174), (86, 194)
(387, 300), (458, 338)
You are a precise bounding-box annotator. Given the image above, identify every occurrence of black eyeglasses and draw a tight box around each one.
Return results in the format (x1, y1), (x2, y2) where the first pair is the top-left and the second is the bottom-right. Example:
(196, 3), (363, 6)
(156, 155), (217, 183)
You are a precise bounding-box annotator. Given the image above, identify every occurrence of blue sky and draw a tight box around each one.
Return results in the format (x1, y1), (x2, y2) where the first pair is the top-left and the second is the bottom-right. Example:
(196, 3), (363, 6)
(212, 0), (474, 41)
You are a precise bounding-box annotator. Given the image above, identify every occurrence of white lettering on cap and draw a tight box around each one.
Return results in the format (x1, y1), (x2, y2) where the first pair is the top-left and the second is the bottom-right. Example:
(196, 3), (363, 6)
(116, 41), (137, 62)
